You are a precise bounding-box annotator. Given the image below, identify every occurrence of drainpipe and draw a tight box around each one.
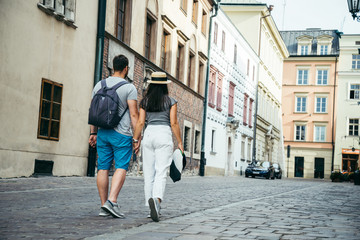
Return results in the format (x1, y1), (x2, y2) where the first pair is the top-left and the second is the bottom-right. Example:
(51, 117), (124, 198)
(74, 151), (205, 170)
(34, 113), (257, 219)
(200, 0), (220, 176)
(87, 0), (107, 177)
(331, 56), (338, 172)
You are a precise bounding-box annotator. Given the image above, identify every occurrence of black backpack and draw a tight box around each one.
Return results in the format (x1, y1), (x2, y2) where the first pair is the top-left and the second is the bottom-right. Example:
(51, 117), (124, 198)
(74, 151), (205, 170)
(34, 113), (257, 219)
(88, 79), (129, 129)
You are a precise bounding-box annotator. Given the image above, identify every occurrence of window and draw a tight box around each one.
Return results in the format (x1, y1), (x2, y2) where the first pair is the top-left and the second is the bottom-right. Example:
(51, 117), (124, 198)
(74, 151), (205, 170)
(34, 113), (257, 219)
(201, 10), (207, 35)
(211, 129), (216, 152)
(145, 17), (153, 60)
(192, 0), (198, 25)
(184, 126), (191, 152)
(295, 96), (307, 112)
(319, 45), (328, 55)
(208, 66), (216, 107)
(317, 69), (328, 85)
(116, 0), (126, 41)
(350, 84), (360, 99)
(297, 69), (309, 85)
(353, 55), (360, 69)
(249, 99), (254, 128)
(188, 52), (195, 88)
(160, 31), (170, 70)
(295, 124), (306, 141)
(180, 0), (187, 13)
(228, 82), (235, 116)
(38, 79), (63, 140)
(221, 31), (225, 52)
(301, 45), (309, 55)
(349, 119), (359, 136)
(176, 44), (184, 80)
(314, 125), (326, 142)
(233, 44), (237, 64)
(243, 94), (248, 125)
(247, 59), (250, 76)
(241, 139), (245, 160)
(198, 62), (204, 94)
(216, 73), (223, 111)
(213, 22), (218, 44)
(194, 130), (200, 154)
(38, 0), (76, 25)
(315, 97), (327, 113)
(253, 66), (255, 81)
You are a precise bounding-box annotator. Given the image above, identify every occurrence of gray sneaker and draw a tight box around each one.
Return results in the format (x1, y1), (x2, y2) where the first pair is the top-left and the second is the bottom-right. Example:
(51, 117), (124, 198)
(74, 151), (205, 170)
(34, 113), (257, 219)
(99, 208), (110, 217)
(148, 198), (160, 222)
(101, 200), (125, 218)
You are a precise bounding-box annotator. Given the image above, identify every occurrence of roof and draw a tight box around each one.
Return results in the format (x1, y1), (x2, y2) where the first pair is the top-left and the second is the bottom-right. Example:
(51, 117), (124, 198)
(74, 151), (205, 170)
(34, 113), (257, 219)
(280, 29), (341, 56)
(220, 0), (265, 5)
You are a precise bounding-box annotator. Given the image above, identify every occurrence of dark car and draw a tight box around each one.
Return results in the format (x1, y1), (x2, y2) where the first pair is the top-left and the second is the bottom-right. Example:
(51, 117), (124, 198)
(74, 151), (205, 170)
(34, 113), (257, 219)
(245, 161), (282, 179)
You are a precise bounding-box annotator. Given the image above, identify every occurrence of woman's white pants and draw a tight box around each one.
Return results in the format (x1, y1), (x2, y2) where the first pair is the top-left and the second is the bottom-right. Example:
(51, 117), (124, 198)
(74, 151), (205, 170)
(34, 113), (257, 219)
(142, 125), (173, 205)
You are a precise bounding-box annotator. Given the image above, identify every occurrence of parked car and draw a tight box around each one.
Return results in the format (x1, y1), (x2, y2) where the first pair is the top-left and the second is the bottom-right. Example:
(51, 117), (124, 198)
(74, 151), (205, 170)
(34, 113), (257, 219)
(245, 161), (282, 179)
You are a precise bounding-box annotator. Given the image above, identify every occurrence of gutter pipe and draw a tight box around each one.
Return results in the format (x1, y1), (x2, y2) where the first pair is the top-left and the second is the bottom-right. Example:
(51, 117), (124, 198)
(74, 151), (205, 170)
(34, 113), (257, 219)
(87, 0), (107, 177)
(331, 56), (338, 172)
(200, 0), (220, 176)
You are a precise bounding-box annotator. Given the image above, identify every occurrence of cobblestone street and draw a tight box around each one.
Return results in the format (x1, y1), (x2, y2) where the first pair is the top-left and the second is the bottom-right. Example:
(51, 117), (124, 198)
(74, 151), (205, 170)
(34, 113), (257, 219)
(1, 175), (359, 239)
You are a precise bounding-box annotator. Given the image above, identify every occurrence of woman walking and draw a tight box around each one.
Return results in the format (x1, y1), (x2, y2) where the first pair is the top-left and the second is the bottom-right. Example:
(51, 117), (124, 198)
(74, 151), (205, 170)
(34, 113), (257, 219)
(133, 72), (184, 222)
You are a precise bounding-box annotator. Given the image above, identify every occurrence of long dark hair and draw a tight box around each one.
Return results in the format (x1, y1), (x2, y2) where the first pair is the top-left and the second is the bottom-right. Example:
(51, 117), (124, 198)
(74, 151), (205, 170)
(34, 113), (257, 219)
(140, 84), (171, 112)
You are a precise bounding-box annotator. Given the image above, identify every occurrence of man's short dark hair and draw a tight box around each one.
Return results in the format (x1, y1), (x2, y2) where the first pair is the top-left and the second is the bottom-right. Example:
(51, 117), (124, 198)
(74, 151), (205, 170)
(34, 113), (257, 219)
(113, 55), (129, 72)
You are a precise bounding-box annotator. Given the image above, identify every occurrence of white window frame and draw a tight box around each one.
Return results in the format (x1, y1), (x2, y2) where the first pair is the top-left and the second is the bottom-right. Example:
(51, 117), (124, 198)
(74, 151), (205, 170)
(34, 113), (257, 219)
(316, 67), (329, 85)
(349, 83), (360, 100)
(314, 124), (326, 142)
(352, 55), (360, 70)
(297, 67), (310, 85)
(294, 123), (307, 141)
(183, 120), (192, 156)
(319, 45), (329, 55)
(193, 124), (201, 160)
(348, 118), (360, 136)
(210, 128), (216, 154)
(300, 45), (309, 55)
(295, 94), (308, 113)
(296, 36), (313, 55)
(314, 95), (328, 113)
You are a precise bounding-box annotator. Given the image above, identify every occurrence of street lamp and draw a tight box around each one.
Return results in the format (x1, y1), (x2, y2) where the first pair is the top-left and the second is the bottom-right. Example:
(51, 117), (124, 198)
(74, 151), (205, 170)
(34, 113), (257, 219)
(347, 0), (360, 21)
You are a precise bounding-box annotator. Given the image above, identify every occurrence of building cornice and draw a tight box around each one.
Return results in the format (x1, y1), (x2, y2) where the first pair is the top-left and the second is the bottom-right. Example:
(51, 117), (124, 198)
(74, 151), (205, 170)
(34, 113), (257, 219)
(284, 56), (338, 61)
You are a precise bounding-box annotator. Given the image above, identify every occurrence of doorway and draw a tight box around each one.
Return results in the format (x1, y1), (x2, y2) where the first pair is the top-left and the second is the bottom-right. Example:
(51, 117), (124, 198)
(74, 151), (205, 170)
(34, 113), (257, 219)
(295, 157), (304, 177)
(314, 158), (324, 179)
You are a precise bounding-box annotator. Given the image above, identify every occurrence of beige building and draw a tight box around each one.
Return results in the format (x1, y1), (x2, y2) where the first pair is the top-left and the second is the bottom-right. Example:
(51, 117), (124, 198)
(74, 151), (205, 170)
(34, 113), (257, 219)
(334, 34), (360, 173)
(102, 0), (215, 172)
(281, 29), (340, 179)
(0, 0), (98, 178)
(221, 0), (289, 170)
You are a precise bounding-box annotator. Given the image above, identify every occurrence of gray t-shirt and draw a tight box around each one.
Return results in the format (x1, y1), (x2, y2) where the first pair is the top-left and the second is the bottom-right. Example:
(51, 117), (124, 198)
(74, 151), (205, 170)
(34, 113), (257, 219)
(92, 77), (137, 136)
(144, 97), (177, 127)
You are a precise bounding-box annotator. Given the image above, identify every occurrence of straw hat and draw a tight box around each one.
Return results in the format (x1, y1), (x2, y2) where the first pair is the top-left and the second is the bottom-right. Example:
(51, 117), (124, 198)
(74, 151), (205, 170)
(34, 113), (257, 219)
(147, 72), (172, 84)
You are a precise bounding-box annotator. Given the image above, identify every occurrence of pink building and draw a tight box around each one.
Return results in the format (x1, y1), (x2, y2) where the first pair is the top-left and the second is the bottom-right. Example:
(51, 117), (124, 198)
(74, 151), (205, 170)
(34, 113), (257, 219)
(280, 29), (340, 179)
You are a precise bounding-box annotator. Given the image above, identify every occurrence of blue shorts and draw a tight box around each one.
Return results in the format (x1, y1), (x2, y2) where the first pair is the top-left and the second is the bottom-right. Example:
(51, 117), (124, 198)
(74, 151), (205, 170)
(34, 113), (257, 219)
(96, 129), (133, 170)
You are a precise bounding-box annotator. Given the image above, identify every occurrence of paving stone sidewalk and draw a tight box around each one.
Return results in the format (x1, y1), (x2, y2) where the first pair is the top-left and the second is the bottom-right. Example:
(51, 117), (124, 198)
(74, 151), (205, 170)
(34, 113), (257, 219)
(0, 175), (359, 239)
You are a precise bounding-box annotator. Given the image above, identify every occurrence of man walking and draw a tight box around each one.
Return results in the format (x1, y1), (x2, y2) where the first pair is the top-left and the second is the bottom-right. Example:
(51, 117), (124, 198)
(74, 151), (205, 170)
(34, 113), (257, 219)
(89, 54), (140, 218)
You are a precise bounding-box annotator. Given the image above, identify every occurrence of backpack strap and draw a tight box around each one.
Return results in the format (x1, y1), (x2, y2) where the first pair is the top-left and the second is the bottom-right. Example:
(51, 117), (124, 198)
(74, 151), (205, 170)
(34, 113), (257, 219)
(100, 79), (107, 88)
(112, 80), (130, 121)
(111, 80), (129, 90)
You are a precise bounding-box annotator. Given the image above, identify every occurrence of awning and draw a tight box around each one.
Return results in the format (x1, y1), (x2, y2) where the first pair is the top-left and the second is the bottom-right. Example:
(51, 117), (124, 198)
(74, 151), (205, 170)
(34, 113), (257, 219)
(342, 148), (360, 155)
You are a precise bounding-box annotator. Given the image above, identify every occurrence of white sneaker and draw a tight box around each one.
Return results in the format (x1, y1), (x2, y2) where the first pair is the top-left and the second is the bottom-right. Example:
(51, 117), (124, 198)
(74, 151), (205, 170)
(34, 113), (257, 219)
(101, 200), (125, 218)
(99, 208), (110, 217)
(148, 198), (160, 222)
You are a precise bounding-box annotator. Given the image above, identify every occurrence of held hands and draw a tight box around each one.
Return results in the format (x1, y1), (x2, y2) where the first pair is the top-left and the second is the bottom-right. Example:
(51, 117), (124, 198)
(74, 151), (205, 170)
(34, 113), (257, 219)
(133, 138), (141, 155)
